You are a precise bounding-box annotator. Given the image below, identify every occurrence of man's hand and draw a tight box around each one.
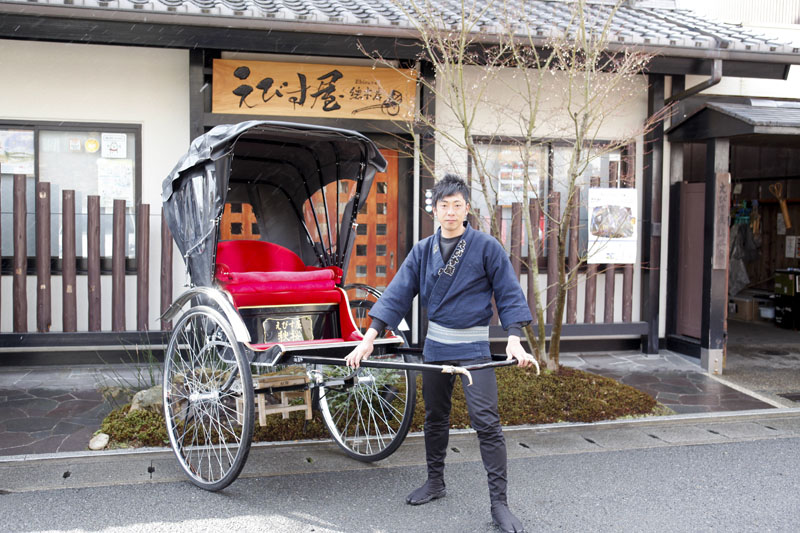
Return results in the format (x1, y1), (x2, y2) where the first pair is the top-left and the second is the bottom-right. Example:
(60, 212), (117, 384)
(345, 328), (379, 368)
(506, 335), (539, 374)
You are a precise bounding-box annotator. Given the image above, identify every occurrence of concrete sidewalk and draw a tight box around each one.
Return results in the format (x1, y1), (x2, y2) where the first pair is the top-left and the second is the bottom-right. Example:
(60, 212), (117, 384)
(0, 349), (792, 457)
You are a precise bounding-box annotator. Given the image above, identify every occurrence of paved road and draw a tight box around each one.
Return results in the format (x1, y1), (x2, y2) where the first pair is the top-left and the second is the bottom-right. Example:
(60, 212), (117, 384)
(2, 411), (800, 532)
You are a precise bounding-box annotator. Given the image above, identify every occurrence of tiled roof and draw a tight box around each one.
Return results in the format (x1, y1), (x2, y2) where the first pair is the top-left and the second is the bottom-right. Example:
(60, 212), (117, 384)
(707, 101), (800, 128)
(1, 0), (798, 56)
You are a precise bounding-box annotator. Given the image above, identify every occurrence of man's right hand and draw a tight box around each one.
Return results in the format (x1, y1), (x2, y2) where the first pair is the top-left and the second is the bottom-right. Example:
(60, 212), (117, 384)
(345, 327), (379, 368)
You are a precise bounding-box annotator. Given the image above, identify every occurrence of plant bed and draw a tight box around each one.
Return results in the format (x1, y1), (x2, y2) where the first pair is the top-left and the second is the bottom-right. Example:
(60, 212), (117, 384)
(98, 366), (665, 448)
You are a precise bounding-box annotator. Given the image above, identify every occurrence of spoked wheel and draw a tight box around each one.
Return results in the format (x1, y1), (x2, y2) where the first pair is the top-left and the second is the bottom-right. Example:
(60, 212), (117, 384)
(315, 344), (417, 462)
(163, 305), (254, 491)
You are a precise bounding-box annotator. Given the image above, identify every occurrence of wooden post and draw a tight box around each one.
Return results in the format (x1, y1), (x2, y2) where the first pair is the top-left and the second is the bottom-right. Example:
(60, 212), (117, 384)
(546, 192), (560, 323)
(13, 175), (27, 333)
(510, 203), (522, 279)
(112, 199), (126, 331)
(527, 203), (540, 320)
(491, 204), (503, 326)
(35, 182), (51, 332)
(87, 196), (101, 331)
(567, 189), (580, 324)
(622, 145), (635, 323)
(604, 264), (616, 323)
(62, 190), (77, 332)
(583, 177), (601, 324)
(137, 204), (150, 331)
(161, 213), (174, 330)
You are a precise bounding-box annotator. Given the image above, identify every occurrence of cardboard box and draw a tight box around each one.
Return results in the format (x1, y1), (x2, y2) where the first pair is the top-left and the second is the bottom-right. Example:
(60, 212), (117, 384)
(775, 270), (799, 297)
(728, 297), (755, 321)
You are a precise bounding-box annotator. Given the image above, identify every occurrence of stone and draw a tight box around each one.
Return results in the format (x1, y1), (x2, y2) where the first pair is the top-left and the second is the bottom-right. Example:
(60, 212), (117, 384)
(129, 385), (163, 413)
(98, 386), (135, 407)
(89, 432), (109, 450)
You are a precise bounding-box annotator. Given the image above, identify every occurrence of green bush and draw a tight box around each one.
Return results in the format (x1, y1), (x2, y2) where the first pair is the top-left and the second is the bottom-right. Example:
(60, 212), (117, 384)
(100, 404), (169, 448)
(101, 367), (661, 448)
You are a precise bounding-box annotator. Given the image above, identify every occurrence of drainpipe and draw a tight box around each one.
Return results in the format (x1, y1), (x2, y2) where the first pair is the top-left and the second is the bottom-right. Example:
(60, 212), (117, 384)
(665, 59), (723, 105)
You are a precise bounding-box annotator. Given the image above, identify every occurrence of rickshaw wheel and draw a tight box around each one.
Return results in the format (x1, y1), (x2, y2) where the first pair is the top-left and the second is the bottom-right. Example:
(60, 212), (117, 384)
(163, 305), (254, 491)
(315, 330), (417, 462)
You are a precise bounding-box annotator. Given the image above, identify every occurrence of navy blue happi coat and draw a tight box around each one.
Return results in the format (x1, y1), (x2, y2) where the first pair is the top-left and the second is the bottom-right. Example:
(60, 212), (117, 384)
(369, 224), (532, 362)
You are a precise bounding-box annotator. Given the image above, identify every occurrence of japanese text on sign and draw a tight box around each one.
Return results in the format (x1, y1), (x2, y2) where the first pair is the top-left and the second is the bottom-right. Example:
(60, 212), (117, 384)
(212, 59), (417, 121)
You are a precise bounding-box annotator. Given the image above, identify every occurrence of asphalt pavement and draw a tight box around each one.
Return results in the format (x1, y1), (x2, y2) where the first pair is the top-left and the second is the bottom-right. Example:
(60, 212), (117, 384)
(2, 409), (800, 532)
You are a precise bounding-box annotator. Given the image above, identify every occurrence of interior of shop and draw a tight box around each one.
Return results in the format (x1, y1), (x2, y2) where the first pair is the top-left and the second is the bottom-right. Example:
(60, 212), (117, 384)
(681, 138), (800, 385)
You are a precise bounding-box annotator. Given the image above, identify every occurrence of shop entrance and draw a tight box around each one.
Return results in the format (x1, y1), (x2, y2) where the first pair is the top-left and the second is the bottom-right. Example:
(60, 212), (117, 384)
(668, 106), (800, 404)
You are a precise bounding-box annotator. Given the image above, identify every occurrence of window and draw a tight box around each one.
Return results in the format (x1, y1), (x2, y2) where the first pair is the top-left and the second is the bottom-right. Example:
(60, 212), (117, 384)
(356, 244), (367, 256)
(376, 224), (387, 236)
(469, 138), (627, 259)
(376, 244), (387, 256)
(1, 122), (141, 274)
(376, 182), (388, 194)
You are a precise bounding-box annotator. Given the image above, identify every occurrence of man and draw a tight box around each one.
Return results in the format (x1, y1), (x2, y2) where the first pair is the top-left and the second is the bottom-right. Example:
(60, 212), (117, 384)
(345, 174), (534, 533)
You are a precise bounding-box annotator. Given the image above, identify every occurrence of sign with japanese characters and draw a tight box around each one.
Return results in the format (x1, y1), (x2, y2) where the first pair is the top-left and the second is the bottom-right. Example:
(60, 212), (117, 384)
(212, 59), (417, 121)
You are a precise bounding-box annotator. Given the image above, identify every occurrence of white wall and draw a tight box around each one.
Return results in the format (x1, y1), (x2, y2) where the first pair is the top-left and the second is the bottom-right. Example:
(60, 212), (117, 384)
(0, 39), (190, 333)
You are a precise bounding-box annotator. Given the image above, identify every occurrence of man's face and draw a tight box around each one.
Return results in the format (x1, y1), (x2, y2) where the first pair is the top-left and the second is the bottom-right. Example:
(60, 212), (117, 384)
(433, 193), (470, 234)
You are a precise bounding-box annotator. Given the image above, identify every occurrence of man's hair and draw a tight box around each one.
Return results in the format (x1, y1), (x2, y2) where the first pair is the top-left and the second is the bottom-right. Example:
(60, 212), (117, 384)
(432, 174), (470, 205)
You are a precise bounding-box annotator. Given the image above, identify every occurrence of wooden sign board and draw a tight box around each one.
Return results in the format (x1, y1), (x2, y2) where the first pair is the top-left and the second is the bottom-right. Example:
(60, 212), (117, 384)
(212, 59), (417, 121)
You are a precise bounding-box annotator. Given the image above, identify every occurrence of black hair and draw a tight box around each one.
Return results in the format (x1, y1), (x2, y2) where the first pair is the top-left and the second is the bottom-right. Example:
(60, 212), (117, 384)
(432, 174), (470, 205)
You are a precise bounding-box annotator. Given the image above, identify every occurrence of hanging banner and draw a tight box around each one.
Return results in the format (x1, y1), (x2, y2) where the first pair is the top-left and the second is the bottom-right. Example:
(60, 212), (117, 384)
(587, 188), (638, 264)
(212, 59), (417, 121)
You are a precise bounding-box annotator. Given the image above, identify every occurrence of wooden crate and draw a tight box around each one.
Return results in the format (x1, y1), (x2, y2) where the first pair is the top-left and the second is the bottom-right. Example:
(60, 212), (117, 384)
(237, 372), (313, 426)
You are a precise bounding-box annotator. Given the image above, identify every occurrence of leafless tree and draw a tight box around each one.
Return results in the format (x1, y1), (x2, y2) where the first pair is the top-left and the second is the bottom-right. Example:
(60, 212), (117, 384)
(363, 0), (669, 369)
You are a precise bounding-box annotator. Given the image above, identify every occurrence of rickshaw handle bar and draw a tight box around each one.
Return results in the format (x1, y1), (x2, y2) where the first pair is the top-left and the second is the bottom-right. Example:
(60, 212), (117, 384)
(290, 355), (519, 386)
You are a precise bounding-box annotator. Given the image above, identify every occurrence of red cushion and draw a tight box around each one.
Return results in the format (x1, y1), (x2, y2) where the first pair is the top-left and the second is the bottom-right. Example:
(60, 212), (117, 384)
(224, 270), (334, 283)
(224, 279), (336, 295)
(217, 240), (306, 273)
(227, 288), (343, 308)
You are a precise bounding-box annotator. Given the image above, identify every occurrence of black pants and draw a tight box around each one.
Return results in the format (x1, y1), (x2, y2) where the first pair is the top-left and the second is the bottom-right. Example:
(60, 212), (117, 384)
(422, 356), (507, 504)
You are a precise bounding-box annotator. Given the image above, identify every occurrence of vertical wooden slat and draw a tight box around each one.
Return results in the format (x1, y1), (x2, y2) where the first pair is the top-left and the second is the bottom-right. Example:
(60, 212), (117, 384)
(604, 157), (619, 323)
(62, 190), (77, 332)
(584, 177), (601, 324)
(87, 196), (101, 331)
(604, 264), (616, 323)
(35, 182), (51, 332)
(622, 264), (633, 322)
(161, 213), (174, 331)
(622, 143), (635, 323)
(527, 203), (540, 320)
(546, 192), (560, 323)
(510, 202), (522, 279)
(112, 199), (126, 331)
(12, 175), (27, 333)
(567, 189), (580, 324)
(491, 204), (503, 326)
(137, 204), (150, 331)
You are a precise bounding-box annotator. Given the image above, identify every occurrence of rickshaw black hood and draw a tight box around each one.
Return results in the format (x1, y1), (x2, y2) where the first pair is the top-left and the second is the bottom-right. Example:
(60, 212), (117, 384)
(162, 121), (387, 288)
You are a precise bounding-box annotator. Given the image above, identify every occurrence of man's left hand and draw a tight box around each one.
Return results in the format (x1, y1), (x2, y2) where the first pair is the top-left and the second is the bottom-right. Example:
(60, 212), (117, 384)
(506, 336), (540, 374)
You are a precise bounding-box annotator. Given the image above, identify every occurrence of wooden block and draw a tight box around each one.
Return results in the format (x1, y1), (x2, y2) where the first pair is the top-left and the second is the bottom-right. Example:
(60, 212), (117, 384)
(257, 393), (267, 426)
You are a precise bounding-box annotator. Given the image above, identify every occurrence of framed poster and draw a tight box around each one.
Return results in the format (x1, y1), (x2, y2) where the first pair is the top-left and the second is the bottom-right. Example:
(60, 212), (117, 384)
(587, 188), (638, 264)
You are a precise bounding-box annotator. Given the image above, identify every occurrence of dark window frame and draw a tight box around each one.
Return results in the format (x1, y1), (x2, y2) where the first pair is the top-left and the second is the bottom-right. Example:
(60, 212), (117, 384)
(0, 119), (143, 275)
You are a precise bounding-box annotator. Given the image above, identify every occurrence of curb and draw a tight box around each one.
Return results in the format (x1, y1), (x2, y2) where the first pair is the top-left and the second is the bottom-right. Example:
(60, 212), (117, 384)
(3, 406), (800, 465)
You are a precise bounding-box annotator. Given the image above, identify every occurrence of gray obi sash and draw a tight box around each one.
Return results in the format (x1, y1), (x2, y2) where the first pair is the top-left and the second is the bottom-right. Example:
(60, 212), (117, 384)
(427, 320), (490, 344)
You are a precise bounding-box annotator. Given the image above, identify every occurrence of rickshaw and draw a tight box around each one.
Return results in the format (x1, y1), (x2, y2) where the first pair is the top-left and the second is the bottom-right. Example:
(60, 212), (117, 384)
(160, 121), (517, 491)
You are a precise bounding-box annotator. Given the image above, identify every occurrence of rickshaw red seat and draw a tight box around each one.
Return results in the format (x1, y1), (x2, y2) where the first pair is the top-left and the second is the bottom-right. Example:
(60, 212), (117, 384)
(215, 239), (345, 309)
(217, 240), (342, 282)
